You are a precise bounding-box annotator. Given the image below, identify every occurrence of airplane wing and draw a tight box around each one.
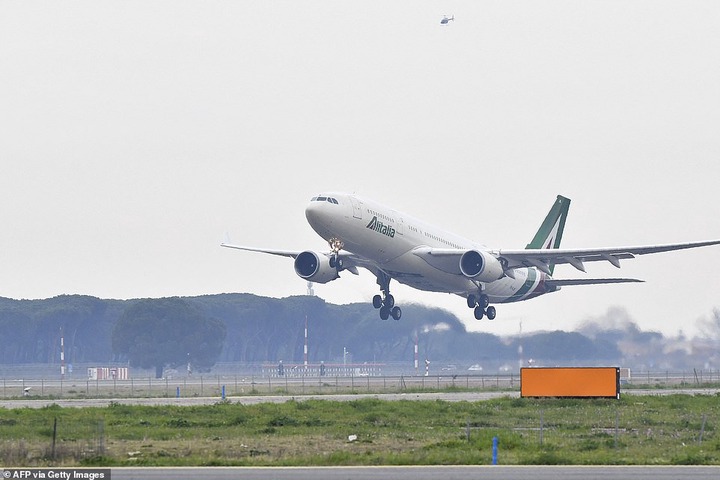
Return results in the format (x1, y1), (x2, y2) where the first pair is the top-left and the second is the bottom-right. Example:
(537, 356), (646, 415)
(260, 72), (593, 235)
(498, 239), (720, 275)
(411, 247), (465, 275)
(412, 239), (720, 277)
(220, 243), (302, 259)
(220, 243), (364, 275)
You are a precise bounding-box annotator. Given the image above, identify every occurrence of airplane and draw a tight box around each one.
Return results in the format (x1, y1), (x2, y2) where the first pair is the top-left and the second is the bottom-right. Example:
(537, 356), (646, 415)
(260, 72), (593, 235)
(441, 15), (454, 25)
(222, 193), (720, 322)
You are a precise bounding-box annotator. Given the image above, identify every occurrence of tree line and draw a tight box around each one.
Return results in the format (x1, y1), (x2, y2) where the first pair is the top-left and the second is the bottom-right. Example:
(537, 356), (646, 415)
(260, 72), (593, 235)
(1, 293), (669, 375)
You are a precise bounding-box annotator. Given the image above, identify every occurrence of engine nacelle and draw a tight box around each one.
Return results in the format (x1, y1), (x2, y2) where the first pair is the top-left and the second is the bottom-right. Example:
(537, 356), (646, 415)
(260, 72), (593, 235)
(294, 251), (340, 284)
(459, 249), (504, 282)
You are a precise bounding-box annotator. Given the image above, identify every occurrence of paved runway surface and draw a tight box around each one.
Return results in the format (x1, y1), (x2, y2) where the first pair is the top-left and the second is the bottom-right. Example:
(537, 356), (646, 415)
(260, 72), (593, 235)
(0, 391), (514, 408)
(2, 387), (720, 409)
(109, 465), (720, 480)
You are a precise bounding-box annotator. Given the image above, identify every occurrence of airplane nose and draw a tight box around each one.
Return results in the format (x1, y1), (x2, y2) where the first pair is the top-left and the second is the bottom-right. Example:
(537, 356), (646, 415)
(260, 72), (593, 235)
(305, 200), (327, 229)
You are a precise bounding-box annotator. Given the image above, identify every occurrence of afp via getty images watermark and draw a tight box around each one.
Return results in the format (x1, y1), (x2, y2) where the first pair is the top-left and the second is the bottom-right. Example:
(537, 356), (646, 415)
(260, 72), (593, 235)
(1, 469), (110, 480)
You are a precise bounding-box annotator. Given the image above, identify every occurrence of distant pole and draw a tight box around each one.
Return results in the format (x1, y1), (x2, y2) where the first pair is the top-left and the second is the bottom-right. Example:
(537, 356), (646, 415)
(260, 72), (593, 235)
(414, 334), (419, 375)
(304, 315), (308, 370)
(60, 327), (65, 380)
(518, 320), (523, 371)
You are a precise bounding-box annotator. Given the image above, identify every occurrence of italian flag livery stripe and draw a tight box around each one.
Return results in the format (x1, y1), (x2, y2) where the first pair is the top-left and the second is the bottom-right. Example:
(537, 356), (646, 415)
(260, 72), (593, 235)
(505, 269), (549, 303)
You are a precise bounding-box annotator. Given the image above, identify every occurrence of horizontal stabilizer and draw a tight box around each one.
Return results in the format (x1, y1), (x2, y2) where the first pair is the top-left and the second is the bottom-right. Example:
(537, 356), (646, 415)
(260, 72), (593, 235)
(545, 278), (644, 287)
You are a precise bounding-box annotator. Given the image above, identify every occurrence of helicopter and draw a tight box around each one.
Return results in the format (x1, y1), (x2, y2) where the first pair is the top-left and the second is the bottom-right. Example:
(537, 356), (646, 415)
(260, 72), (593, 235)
(440, 15), (454, 25)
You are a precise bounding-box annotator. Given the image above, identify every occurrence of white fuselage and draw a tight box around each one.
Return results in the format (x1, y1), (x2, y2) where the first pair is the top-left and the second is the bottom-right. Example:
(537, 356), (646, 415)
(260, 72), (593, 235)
(305, 193), (550, 304)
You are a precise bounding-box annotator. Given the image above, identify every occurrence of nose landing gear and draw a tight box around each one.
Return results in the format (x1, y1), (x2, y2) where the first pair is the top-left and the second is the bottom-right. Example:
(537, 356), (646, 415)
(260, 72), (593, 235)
(328, 238), (345, 272)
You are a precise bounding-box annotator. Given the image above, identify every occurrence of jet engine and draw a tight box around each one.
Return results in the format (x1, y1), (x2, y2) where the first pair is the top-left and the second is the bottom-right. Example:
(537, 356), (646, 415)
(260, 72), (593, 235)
(459, 250), (504, 282)
(294, 251), (340, 284)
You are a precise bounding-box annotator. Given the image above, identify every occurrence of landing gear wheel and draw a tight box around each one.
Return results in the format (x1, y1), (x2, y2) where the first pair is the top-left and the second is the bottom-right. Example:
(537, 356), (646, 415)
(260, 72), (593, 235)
(486, 306), (497, 320)
(479, 294), (490, 309)
(374, 272), (401, 321)
(474, 306), (485, 320)
(467, 295), (476, 309)
(372, 295), (383, 309)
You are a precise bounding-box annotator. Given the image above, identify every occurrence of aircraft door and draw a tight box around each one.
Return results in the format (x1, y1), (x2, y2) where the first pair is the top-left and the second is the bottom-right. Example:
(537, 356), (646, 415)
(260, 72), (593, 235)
(395, 214), (404, 235)
(350, 196), (363, 219)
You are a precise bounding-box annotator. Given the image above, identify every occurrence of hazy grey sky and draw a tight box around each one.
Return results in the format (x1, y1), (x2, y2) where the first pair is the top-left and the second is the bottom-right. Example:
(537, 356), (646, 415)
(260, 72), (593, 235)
(2, 1), (719, 338)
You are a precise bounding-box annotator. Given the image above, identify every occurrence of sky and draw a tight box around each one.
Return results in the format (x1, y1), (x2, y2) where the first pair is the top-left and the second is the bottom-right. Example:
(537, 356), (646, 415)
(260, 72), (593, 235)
(2, 1), (720, 338)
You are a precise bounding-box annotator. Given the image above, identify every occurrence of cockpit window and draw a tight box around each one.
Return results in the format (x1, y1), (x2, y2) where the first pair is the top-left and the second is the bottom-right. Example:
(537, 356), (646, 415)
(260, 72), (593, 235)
(311, 195), (339, 204)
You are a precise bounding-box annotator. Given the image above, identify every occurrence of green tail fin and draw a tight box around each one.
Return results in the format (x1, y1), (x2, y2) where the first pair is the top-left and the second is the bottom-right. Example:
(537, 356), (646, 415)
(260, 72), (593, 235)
(526, 195), (571, 274)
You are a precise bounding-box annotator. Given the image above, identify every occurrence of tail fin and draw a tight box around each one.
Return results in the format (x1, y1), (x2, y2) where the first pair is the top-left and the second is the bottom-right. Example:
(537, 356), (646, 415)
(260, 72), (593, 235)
(526, 195), (571, 274)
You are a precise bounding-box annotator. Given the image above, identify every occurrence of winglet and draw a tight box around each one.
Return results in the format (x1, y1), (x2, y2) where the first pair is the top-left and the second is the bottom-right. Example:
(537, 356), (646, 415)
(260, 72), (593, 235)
(526, 195), (571, 275)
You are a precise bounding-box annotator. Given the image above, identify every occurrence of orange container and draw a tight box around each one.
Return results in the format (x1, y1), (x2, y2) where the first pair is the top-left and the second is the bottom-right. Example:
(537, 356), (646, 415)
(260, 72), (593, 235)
(520, 367), (620, 399)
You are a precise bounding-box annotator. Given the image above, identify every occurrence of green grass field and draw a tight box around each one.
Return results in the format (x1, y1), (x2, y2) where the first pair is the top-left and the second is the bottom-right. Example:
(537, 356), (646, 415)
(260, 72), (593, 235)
(1, 394), (719, 467)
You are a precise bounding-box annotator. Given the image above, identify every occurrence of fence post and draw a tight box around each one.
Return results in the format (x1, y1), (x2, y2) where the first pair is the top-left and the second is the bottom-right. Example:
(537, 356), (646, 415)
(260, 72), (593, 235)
(51, 417), (57, 460)
(614, 409), (619, 448)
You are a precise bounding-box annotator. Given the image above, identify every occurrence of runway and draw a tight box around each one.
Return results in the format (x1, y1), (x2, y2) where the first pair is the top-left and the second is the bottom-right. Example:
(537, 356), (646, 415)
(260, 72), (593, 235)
(0, 390), (513, 408)
(2, 387), (719, 409)
(107, 465), (720, 480)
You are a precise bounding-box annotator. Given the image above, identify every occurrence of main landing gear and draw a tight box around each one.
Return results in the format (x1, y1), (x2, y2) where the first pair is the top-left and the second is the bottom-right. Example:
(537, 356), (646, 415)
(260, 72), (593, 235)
(373, 272), (401, 321)
(467, 293), (496, 320)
